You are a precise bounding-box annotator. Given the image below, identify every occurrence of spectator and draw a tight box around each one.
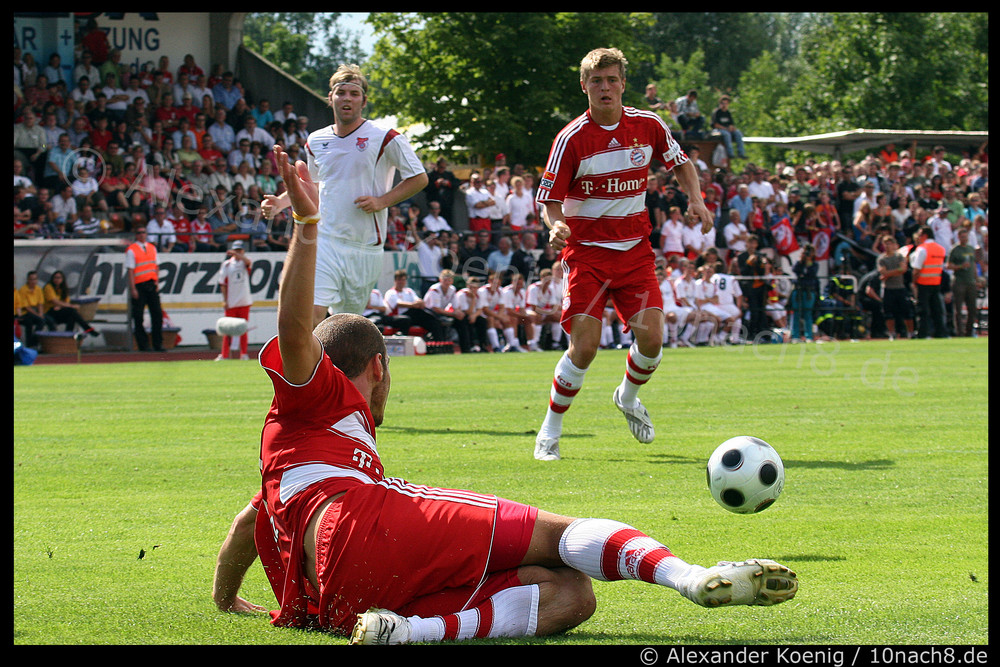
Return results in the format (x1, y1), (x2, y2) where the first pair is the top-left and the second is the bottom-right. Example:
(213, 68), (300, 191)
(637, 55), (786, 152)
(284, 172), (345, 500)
(723, 208), (750, 260)
(17, 270), (48, 348)
(234, 115), (274, 148)
(727, 183), (753, 226)
(747, 169), (775, 209)
(208, 107), (236, 153)
(421, 200), (451, 233)
(43, 52), (65, 86)
(212, 71), (242, 111)
(146, 205), (177, 253)
(425, 158), (460, 223)
(790, 243), (819, 343)
(464, 171), (494, 233)
(710, 95), (746, 159)
(166, 202), (193, 252)
(191, 204), (224, 252)
(674, 89), (704, 139)
(42, 270), (100, 337)
(876, 235), (912, 340)
(660, 205), (685, 260)
(947, 227), (979, 337)
(73, 49), (102, 86)
(487, 234), (516, 277)
(72, 203), (104, 237)
(13, 110), (48, 182)
(50, 183), (78, 236)
(411, 214), (444, 294)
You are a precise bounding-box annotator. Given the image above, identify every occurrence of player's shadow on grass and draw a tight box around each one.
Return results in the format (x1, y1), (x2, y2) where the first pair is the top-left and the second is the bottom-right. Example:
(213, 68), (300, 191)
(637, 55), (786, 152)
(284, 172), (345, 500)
(647, 454), (895, 471)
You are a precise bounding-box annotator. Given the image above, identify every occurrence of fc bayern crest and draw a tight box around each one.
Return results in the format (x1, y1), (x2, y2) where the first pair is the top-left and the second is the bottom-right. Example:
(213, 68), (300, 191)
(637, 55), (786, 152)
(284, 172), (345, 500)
(356, 137), (369, 151)
(629, 147), (646, 167)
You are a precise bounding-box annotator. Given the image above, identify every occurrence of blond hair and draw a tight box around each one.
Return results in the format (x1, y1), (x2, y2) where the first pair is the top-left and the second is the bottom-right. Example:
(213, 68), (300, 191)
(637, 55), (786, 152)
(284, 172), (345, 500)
(329, 63), (368, 97)
(580, 47), (628, 83)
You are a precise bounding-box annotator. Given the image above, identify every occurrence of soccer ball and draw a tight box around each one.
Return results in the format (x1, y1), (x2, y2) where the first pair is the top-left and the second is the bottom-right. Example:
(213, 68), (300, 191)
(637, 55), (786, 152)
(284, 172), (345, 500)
(706, 436), (784, 514)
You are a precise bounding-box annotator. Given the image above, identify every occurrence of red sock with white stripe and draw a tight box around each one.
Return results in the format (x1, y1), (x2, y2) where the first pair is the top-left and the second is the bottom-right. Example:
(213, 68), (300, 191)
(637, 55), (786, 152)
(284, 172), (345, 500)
(539, 352), (587, 439)
(406, 584), (540, 642)
(557, 518), (701, 590)
(617, 343), (661, 407)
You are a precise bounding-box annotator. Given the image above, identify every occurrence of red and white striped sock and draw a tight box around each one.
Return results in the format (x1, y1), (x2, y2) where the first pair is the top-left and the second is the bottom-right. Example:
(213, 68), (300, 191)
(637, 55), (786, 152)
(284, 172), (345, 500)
(617, 343), (661, 407)
(407, 584), (540, 642)
(557, 518), (697, 590)
(539, 352), (587, 438)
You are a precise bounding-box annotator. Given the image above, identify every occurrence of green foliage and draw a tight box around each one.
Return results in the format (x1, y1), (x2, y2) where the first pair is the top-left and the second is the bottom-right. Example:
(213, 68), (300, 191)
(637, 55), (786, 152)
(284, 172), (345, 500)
(13, 338), (989, 644)
(242, 13), (367, 95)
(366, 12), (652, 165)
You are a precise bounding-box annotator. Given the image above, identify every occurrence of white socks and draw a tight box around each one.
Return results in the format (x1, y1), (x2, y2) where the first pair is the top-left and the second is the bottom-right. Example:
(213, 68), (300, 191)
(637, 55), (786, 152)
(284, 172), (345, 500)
(617, 343), (661, 407)
(557, 518), (700, 590)
(539, 352), (587, 439)
(407, 584), (540, 642)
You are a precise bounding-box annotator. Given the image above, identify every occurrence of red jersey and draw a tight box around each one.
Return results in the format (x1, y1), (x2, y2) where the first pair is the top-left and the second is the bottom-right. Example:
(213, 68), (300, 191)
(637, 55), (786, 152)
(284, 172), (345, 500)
(255, 335), (385, 628)
(536, 106), (688, 248)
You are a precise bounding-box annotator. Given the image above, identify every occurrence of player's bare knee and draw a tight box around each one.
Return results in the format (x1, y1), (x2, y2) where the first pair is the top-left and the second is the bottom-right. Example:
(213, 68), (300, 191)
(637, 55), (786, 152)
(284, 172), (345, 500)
(522, 566), (596, 635)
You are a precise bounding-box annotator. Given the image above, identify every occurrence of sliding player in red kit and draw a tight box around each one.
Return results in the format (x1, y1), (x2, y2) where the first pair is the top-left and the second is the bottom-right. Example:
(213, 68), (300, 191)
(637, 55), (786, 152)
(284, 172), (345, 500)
(211, 101), (796, 647)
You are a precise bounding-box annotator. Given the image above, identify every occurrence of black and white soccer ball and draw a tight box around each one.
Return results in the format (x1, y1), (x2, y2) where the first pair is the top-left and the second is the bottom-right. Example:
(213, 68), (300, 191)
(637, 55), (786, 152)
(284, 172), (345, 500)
(706, 436), (784, 514)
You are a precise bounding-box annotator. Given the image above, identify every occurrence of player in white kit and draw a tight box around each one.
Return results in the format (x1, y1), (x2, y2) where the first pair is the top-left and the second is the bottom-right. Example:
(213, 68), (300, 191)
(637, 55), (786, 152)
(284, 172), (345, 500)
(262, 65), (427, 325)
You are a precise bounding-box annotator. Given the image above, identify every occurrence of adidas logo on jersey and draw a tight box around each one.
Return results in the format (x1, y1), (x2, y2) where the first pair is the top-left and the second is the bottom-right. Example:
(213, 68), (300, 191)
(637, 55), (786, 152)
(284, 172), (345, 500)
(608, 138), (622, 149)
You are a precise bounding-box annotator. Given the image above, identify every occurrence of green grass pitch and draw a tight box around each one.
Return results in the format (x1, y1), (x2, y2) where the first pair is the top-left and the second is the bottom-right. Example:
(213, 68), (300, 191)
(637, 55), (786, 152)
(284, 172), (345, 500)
(13, 338), (988, 645)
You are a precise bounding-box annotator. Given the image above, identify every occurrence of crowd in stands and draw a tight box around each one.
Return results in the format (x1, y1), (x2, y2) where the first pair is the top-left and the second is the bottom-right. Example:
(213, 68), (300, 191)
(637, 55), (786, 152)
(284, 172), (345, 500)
(14, 34), (989, 349)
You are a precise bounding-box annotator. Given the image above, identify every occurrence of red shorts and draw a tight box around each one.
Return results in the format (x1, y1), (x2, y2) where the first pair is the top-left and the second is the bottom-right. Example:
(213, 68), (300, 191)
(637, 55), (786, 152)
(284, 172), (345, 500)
(314, 479), (537, 634)
(468, 217), (491, 232)
(561, 240), (663, 333)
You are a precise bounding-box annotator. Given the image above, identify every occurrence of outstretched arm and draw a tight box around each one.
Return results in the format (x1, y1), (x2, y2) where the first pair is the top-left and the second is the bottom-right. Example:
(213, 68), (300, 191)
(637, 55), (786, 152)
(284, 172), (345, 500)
(212, 503), (266, 613)
(274, 145), (324, 385)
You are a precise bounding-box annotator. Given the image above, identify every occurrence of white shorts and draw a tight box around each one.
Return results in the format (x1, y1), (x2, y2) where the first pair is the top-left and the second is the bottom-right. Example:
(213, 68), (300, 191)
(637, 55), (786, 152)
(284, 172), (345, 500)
(314, 240), (383, 315)
(664, 305), (693, 322)
(699, 303), (733, 320)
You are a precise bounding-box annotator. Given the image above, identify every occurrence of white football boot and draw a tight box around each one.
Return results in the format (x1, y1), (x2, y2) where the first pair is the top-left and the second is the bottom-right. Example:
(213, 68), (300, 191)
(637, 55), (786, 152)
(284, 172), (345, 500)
(612, 386), (655, 443)
(350, 608), (412, 645)
(534, 434), (561, 461)
(679, 559), (798, 607)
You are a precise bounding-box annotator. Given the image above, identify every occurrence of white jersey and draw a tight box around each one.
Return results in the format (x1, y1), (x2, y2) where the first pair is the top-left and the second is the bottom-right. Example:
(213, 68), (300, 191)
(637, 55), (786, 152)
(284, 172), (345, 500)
(681, 224), (705, 255)
(423, 282), (456, 310)
(453, 287), (479, 313)
(674, 277), (698, 308)
(306, 119), (424, 247)
(477, 285), (505, 313)
(659, 277), (679, 308)
(710, 273), (742, 308)
(217, 256), (253, 308)
(526, 280), (560, 313)
(661, 218), (684, 253)
(362, 288), (384, 317)
(383, 286), (421, 316)
(501, 283), (527, 312)
(506, 190), (536, 229)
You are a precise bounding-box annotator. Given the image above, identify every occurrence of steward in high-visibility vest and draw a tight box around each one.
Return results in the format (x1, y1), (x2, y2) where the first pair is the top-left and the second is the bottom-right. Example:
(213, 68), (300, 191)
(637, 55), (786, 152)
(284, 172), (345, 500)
(908, 226), (948, 338)
(126, 227), (164, 351)
(127, 239), (159, 284)
(913, 239), (946, 286)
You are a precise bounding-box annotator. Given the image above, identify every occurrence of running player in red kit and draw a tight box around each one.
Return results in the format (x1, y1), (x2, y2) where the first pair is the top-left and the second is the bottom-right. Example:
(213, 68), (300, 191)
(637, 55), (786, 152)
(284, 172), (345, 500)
(534, 47), (716, 461)
(210, 140), (796, 645)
